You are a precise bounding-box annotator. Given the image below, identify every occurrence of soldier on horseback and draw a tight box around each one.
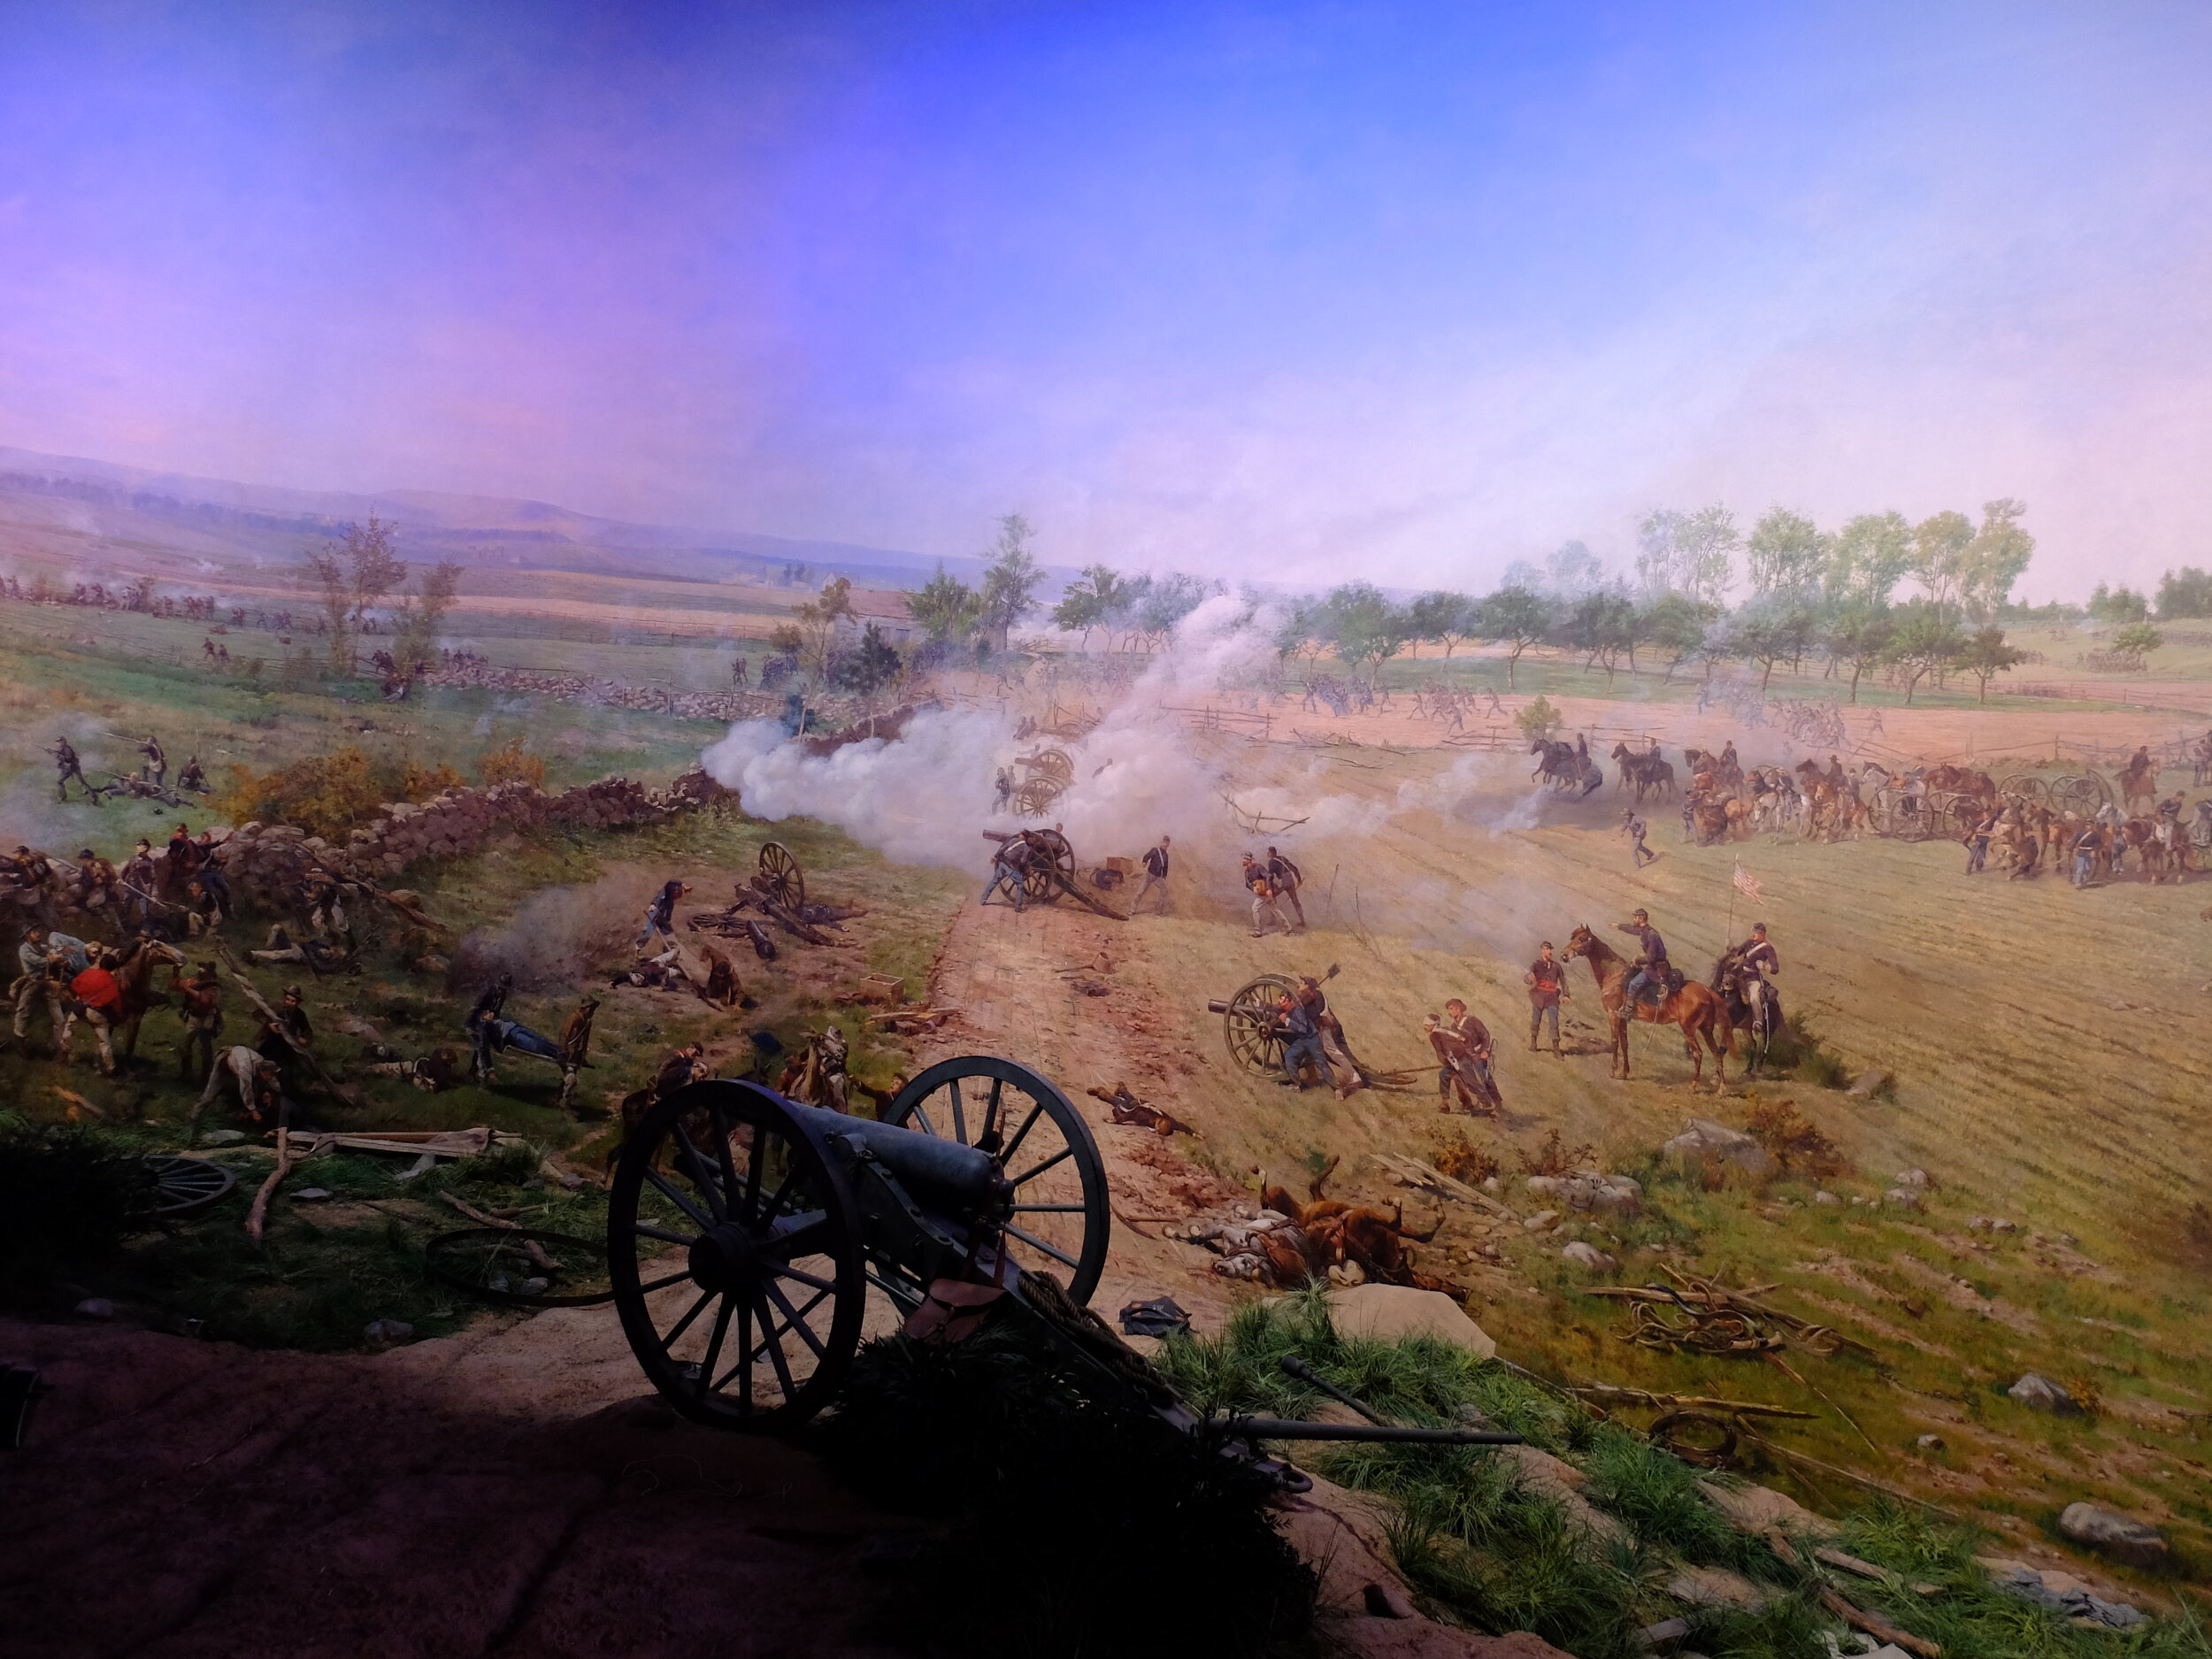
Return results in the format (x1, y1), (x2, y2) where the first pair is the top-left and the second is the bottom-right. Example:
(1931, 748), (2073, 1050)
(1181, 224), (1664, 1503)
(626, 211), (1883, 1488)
(1616, 909), (1671, 1007)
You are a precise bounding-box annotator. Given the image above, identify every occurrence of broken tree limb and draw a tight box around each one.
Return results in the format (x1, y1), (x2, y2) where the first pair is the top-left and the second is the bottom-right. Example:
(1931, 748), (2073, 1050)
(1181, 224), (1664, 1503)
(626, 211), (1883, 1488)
(1816, 1586), (1940, 1658)
(302, 852), (438, 933)
(245, 1124), (299, 1247)
(1366, 1148), (1520, 1220)
(1568, 1384), (1818, 1420)
(211, 943), (363, 1108)
(441, 1192), (518, 1230)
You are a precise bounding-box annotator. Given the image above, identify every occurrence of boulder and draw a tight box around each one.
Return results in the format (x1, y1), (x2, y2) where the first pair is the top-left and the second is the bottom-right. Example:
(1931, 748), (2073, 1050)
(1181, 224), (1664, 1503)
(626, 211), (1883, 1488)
(1523, 1210), (1559, 1233)
(1883, 1187), (1924, 1210)
(1560, 1241), (1617, 1274)
(1525, 1172), (1643, 1216)
(2006, 1373), (2083, 1416)
(1663, 1118), (1775, 1179)
(1325, 1284), (1497, 1360)
(1813, 1190), (1840, 1205)
(1698, 1479), (1841, 1540)
(1893, 1168), (1934, 1189)
(1847, 1068), (1891, 1095)
(1664, 1565), (1767, 1611)
(2057, 1503), (2169, 1568)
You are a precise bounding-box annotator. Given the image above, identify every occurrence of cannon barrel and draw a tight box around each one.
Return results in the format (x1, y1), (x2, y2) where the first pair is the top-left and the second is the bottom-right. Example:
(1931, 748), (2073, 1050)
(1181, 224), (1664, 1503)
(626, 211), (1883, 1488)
(787, 1102), (1005, 1211)
(1210, 1416), (1523, 1447)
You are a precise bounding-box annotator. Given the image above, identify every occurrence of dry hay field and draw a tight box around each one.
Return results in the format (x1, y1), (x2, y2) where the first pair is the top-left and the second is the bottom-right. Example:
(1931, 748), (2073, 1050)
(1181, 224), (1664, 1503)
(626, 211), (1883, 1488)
(1079, 726), (2211, 1578)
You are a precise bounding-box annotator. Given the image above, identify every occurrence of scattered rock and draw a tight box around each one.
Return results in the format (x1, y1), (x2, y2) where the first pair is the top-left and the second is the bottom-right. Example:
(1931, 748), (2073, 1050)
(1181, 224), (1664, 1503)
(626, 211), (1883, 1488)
(73, 1297), (114, 1320)
(1813, 1190), (1840, 1205)
(292, 1187), (331, 1202)
(362, 1318), (415, 1345)
(1915, 1434), (1945, 1453)
(2006, 1372), (2084, 1415)
(1982, 1555), (2147, 1626)
(1664, 1565), (1767, 1611)
(1325, 1285), (1497, 1360)
(1560, 1241), (1617, 1273)
(1333, 1618), (1575, 1657)
(1893, 1168), (1934, 1189)
(518, 1277), (550, 1296)
(1847, 1069), (1892, 1096)
(200, 1129), (245, 1146)
(1882, 1187), (1924, 1210)
(1523, 1210), (1560, 1233)
(1481, 1176), (1502, 1192)
(1662, 1118), (1776, 1179)
(1524, 1172), (1643, 1216)
(1698, 1479), (1841, 1540)
(2057, 1502), (2169, 1569)
(1636, 1616), (1692, 1652)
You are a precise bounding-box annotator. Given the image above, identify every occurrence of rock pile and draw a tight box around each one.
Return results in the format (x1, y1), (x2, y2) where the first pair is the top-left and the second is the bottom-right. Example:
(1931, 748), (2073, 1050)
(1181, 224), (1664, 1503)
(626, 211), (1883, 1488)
(421, 660), (882, 726)
(207, 769), (729, 905)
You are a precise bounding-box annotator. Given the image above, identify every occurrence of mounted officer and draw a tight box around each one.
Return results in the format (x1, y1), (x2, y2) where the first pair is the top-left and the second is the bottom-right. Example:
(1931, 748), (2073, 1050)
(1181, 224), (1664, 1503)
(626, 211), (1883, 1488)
(1616, 908), (1671, 1007)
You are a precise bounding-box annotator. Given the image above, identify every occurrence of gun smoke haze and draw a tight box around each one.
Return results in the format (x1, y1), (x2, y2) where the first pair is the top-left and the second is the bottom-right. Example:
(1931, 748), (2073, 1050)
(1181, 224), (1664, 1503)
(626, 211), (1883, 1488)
(449, 867), (664, 995)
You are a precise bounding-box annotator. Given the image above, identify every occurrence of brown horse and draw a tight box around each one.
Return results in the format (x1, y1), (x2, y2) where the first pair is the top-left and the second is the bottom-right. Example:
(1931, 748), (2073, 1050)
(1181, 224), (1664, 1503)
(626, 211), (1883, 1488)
(1563, 925), (1732, 1090)
(1924, 764), (1995, 803)
(2119, 757), (2161, 817)
(109, 937), (187, 1059)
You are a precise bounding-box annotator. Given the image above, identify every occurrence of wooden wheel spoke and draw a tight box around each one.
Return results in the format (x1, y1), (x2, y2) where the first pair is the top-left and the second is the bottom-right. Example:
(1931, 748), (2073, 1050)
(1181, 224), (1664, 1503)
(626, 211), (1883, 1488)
(670, 1121), (726, 1220)
(1002, 1221), (1079, 1269)
(695, 1296), (734, 1397)
(630, 1222), (697, 1248)
(643, 1167), (715, 1233)
(1010, 1202), (1087, 1213)
(948, 1078), (966, 1143)
(636, 1268), (695, 1294)
(1009, 1143), (1074, 1187)
(749, 1292), (800, 1397)
(659, 1288), (714, 1352)
(760, 1280), (831, 1361)
(982, 1077), (1004, 1143)
(766, 1260), (837, 1293)
(710, 1102), (742, 1217)
(741, 1121), (765, 1219)
(1002, 1098), (1047, 1160)
(908, 1102), (937, 1139)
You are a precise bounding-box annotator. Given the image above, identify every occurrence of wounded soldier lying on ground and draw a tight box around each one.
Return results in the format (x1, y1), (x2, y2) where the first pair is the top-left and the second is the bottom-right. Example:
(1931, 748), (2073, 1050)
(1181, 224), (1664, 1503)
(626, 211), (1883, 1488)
(250, 922), (359, 976)
(364, 1046), (462, 1092)
(610, 943), (689, 990)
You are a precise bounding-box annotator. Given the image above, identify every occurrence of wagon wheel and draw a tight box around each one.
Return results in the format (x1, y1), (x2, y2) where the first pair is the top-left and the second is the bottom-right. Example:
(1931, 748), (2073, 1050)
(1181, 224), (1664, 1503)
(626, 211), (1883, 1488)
(1031, 747), (1074, 783)
(608, 1080), (866, 1431)
(147, 1156), (235, 1219)
(1998, 773), (2048, 805)
(1012, 777), (1064, 818)
(886, 1056), (1109, 1306)
(1022, 828), (1075, 901)
(757, 842), (805, 911)
(1223, 972), (1298, 1076)
(426, 1227), (614, 1308)
(2051, 774), (2109, 816)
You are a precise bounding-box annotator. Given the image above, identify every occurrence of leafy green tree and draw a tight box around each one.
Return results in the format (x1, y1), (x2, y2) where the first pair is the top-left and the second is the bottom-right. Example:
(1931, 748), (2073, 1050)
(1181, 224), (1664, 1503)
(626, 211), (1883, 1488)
(2154, 565), (2212, 619)
(1735, 604), (1816, 690)
(1474, 585), (1553, 690)
(1133, 572), (1214, 649)
(390, 560), (463, 672)
(1636, 505), (1737, 603)
(910, 564), (982, 644)
(1882, 603), (1963, 704)
(1824, 511), (1914, 607)
(1910, 509), (1977, 618)
(978, 514), (1045, 652)
(1640, 591), (1711, 682)
(1564, 590), (1639, 687)
(2111, 621), (2164, 661)
(1318, 582), (1412, 691)
(1955, 625), (2027, 703)
(1515, 695), (1563, 741)
(1960, 499), (2034, 620)
(2088, 582), (2150, 623)
(1405, 591), (1476, 660)
(833, 622), (903, 695)
(1822, 603), (1895, 703)
(1051, 565), (1135, 650)
(1745, 508), (1828, 603)
(304, 514), (407, 675)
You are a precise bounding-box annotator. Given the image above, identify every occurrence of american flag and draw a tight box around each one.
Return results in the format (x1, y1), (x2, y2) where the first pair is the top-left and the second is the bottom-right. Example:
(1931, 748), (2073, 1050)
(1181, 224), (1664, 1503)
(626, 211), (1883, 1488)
(1732, 859), (1764, 904)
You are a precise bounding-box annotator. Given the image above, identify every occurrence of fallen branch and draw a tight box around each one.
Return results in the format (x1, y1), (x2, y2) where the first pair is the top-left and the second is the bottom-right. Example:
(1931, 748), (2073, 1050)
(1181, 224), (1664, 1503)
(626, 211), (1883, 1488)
(1569, 1383), (1817, 1421)
(245, 1124), (300, 1247)
(211, 943), (362, 1108)
(1367, 1149), (1520, 1220)
(441, 1192), (518, 1230)
(1816, 1586), (1940, 1658)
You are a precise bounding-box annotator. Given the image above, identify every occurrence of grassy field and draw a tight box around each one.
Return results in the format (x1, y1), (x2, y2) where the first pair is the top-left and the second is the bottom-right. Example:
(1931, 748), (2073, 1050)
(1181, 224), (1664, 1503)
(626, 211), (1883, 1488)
(1118, 734), (2212, 1591)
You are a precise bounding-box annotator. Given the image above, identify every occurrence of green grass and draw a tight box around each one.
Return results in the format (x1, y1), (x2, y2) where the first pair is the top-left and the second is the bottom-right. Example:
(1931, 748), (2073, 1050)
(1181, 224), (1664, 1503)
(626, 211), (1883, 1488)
(1154, 1298), (2210, 1659)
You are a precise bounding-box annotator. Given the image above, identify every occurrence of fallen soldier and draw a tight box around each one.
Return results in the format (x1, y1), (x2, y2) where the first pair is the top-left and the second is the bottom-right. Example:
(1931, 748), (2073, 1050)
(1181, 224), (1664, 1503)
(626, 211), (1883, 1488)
(609, 942), (689, 989)
(250, 922), (360, 976)
(365, 1047), (463, 1092)
(1086, 1081), (1195, 1138)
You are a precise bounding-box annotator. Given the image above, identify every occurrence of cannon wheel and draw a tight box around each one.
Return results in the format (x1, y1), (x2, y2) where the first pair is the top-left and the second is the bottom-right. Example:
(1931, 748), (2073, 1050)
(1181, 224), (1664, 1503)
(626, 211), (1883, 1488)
(1025, 747), (1074, 783)
(886, 1056), (1109, 1307)
(757, 841), (805, 911)
(1022, 828), (1075, 901)
(1223, 973), (1298, 1075)
(1013, 776), (1064, 818)
(1998, 773), (2048, 805)
(2052, 774), (2111, 816)
(148, 1156), (235, 1219)
(608, 1079), (866, 1431)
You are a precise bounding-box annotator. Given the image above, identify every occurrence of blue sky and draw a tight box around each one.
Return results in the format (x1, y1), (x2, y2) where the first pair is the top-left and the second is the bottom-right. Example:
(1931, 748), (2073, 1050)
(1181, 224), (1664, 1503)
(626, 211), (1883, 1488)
(2, 2), (2207, 595)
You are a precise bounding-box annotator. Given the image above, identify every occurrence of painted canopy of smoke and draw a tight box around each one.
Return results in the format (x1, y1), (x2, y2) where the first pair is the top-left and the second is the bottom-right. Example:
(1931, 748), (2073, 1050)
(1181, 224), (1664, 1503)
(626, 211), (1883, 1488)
(449, 867), (665, 995)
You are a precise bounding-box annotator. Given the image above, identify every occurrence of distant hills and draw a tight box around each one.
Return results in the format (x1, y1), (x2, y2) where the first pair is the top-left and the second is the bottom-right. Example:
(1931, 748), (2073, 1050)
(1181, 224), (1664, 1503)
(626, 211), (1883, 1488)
(0, 446), (979, 591)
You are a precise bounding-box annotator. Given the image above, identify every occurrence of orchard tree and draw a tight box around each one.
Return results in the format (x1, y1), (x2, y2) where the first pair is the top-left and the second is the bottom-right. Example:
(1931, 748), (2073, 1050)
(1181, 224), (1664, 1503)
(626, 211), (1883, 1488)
(2154, 566), (2212, 619)
(1641, 590), (1711, 682)
(304, 514), (407, 674)
(1822, 603), (1895, 703)
(978, 514), (1045, 652)
(1883, 603), (1963, 704)
(910, 564), (982, 645)
(1955, 626), (2027, 703)
(1474, 585), (1553, 690)
(1824, 511), (1914, 607)
(1910, 509), (1977, 619)
(1405, 590), (1477, 660)
(1320, 581), (1412, 692)
(1745, 507), (1828, 603)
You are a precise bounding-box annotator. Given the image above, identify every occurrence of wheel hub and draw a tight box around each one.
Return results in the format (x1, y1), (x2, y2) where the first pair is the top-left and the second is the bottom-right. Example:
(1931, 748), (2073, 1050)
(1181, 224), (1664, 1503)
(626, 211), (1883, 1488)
(688, 1223), (764, 1294)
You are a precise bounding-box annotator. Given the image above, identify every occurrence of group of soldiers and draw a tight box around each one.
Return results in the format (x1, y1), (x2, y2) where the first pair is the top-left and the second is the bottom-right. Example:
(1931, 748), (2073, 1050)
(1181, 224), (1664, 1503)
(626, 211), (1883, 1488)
(44, 731), (207, 808)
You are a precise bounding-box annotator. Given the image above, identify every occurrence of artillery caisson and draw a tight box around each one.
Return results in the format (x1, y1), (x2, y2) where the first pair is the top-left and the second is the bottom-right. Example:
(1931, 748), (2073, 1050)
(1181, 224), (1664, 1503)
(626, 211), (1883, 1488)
(605, 1055), (1517, 1480)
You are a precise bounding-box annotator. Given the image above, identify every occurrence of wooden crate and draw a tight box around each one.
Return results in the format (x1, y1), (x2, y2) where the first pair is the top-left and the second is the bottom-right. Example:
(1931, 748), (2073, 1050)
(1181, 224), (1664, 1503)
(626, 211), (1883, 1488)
(857, 973), (905, 1005)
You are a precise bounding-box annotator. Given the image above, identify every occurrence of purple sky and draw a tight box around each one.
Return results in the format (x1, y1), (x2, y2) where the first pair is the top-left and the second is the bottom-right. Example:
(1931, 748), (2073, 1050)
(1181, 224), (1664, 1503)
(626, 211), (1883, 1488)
(2, 2), (2208, 595)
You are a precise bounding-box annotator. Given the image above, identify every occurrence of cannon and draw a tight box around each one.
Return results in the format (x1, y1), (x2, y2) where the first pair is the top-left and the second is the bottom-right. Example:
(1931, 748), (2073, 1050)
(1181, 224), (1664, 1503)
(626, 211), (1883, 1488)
(980, 829), (1125, 920)
(756, 841), (805, 911)
(606, 1054), (1519, 1486)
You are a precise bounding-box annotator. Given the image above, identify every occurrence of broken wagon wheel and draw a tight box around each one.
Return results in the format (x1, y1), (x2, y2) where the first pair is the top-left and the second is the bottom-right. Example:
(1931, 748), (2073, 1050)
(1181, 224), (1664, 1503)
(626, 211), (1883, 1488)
(885, 1056), (1110, 1307)
(609, 1080), (867, 1431)
(1647, 1409), (1739, 1469)
(425, 1227), (615, 1309)
(147, 1156), (236, 1220)
(757, 841), (805, 912)
(1221, 973), (1299, 1076)
(1022, 828), (1075, 902)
